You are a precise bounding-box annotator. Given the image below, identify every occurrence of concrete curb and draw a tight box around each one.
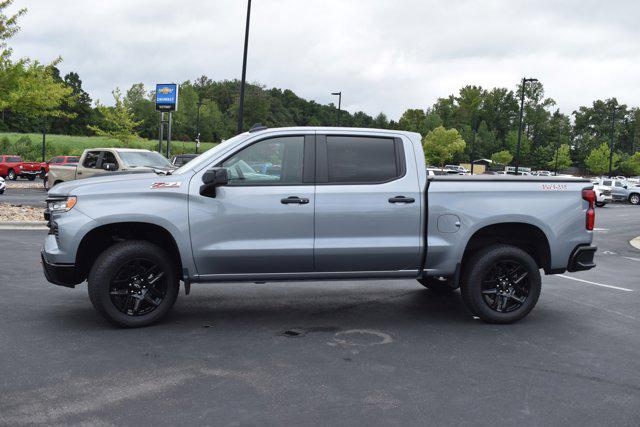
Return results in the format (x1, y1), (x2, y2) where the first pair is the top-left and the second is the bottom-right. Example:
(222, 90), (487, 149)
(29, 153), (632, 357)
(631, 236), (640, 251)
(0, 221), (48, 230)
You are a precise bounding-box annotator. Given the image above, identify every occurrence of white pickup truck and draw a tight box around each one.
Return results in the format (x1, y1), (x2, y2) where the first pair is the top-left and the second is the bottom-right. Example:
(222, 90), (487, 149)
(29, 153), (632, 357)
(47, 148), (176, 187)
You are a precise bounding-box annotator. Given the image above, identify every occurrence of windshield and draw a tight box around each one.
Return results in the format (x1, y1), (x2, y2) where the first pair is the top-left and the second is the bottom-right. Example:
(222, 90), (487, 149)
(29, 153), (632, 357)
(172, 133), (250, 175)
(117, 151), (173, 168)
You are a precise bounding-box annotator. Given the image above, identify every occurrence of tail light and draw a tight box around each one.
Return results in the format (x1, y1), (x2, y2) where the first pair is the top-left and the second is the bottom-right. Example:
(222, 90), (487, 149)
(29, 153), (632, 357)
(582, 189), (596, 230)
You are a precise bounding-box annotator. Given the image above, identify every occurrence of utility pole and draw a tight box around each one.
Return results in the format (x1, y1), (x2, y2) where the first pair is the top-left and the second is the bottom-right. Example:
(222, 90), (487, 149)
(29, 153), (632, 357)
(515, 77), (538, 174)
(237, 0), (252, 134)
(608, 106), (617, 177)
(332, 92), (342, 126)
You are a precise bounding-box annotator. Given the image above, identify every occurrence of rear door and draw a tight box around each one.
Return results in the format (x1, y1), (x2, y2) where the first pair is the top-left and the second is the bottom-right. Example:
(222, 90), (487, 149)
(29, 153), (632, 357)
(314, 133), (422, 272)
(77, 151), (102, 179)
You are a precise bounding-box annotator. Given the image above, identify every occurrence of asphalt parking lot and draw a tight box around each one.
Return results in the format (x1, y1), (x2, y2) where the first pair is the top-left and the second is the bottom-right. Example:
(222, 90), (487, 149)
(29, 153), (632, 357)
(1, 205), (639, 425)
(0, 186), (47, 208)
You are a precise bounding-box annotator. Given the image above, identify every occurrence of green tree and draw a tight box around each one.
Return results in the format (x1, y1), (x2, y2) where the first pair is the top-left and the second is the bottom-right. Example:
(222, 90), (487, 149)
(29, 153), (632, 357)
(422, 126), (466, 167)
(0, 0), (26, 57)
(88, 88), (142, 146)
(585, 143), (619, 175)
(618, 153), (640, 176)
(491, 150), (513, 166)
(548, 144), (572, 171)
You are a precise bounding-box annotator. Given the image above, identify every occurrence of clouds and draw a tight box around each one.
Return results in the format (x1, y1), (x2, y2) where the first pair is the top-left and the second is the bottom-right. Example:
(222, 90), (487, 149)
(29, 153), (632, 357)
(8, 0), (640, 119)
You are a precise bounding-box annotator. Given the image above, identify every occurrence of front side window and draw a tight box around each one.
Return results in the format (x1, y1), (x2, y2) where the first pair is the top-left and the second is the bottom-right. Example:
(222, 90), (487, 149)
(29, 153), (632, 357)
(603, 180), (612, 186)
(101, 152), (118, 170)
(615, 181), (624, 187)
(326, 136), (398, 183)
(118, 151), (173, 168)
(221, 136), (304, 185)
(83, 152), (100, 169)
(6, 156), (22, 162)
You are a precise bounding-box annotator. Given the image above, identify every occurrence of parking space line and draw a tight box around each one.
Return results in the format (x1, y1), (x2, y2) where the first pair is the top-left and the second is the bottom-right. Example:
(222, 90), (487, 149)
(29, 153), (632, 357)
(623, 256), (640, 262)
(557, 275), (634, 292)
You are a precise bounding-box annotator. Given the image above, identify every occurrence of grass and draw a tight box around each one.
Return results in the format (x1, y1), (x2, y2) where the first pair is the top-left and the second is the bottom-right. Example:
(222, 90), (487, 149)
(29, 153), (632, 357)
(0, 132), (218, 157)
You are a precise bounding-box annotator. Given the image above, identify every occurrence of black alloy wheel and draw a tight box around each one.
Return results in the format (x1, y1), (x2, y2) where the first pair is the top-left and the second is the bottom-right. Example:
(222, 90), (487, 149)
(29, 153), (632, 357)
(109, 258), (167, 316)
(480, 259), (530, 313)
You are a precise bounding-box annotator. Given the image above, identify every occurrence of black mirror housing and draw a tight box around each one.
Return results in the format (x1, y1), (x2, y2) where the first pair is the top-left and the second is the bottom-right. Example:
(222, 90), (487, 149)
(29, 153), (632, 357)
(200, 167), (229, 197)
(103, 163), (116, 171)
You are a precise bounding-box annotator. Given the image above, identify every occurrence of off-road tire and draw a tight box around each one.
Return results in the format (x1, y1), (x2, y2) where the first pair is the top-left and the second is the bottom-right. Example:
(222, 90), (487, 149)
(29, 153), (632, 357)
(87, 240), (179, 328)
(460, 244), (541, 324)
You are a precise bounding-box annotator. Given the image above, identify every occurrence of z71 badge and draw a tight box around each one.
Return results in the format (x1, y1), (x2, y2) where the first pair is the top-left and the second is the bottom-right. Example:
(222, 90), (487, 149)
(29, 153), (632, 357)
(150, 182), (181, 189)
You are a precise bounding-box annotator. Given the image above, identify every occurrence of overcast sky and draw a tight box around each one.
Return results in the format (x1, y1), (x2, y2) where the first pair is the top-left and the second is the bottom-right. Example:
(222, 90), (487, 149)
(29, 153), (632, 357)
(8, 0), (640, 119)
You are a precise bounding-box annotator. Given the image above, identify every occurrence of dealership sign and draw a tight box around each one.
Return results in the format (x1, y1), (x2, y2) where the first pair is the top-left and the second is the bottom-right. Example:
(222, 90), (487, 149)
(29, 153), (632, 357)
(155, 83), (179, 111)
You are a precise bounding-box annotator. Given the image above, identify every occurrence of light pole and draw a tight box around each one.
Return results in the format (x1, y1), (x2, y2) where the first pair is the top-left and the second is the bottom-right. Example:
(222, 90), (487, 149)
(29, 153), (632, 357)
(470, 115), (478, 175)
(331, 91), (342, 126)
(608, 106), (617, 178)
(515, 77), (538, 174)
(237, 0), (252, 134)
(554, 123), (562, 176)
(195, 98), (203, 154)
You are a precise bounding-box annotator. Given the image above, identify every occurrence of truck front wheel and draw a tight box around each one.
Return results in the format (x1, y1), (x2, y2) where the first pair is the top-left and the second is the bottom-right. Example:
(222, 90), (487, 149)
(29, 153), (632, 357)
(460, 245), (541, 324)
(7, 169), (16, 180)
(87, 240), (179, 328)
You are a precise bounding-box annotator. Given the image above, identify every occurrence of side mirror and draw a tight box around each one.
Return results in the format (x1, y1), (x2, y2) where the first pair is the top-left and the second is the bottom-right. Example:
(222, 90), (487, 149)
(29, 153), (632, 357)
(624, 185), (628, 189)
(200, 167), (229, 197)
(103, 162), (116, 171)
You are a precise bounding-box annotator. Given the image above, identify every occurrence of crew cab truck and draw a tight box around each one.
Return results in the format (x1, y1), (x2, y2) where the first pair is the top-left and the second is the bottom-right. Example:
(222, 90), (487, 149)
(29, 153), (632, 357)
(41, 127), (597, 327)
(47, 148), (175, 187)
(0, 155), (42, 180)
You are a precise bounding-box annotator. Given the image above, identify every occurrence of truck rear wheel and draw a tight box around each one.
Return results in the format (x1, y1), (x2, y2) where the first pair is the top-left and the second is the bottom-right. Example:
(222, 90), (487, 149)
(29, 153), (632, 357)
(87, 240), (179, 328)
(460, 245), (541, 324)
(417, 277), (457, 293)
(7, 169), (16, 180)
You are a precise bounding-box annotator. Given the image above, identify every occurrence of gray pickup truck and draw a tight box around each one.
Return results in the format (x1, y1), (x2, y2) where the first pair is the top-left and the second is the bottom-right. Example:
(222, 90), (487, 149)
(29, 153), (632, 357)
(41, 126), (597, 327)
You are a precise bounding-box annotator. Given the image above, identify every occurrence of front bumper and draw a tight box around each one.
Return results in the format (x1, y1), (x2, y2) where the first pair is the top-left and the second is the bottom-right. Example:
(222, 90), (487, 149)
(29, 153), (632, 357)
(567, 245), (597, 272)
(41, 250), (79, 288)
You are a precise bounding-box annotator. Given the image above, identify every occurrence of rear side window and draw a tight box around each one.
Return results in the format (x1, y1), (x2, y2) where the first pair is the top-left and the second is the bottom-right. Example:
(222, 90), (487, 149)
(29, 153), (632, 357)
(50, 157), (63, 164)
(603, 180), (612, 186)
(6, 156), (22, 162)
(325, 136), (400, 183)
(83, 152), (100, 169)
(67, 157), (79, 163)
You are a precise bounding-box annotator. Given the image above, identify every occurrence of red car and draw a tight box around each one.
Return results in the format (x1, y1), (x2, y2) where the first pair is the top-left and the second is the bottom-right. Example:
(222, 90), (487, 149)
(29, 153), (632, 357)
(0, 155), (42, 181)
(40, 155), (80, 177)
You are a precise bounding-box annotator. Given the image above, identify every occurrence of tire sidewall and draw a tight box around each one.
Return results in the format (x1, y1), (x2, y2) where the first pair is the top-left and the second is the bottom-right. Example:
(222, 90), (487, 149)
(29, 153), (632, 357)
(88, 241), (179, 327)
(462, 245), (541, 323)
(630, 194), (640, 205)
(8, 169), (16, 180)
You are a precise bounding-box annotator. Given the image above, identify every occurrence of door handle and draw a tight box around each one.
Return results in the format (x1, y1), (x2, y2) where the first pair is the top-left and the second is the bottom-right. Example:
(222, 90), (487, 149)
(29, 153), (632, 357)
(388, 196), (415, 204)
(77, 172), (82, 175)
(281, 196), (309, 204)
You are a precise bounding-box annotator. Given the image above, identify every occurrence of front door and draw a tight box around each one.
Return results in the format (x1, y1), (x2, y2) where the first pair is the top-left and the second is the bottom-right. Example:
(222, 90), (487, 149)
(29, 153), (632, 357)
(189, 134), (316, 277)
(314, 134), (422, 272)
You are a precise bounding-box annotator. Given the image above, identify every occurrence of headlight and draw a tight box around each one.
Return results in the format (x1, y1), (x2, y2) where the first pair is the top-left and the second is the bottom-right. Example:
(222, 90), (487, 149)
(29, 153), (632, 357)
(19, 165), (24, 169)
(47, 196), (77, 213)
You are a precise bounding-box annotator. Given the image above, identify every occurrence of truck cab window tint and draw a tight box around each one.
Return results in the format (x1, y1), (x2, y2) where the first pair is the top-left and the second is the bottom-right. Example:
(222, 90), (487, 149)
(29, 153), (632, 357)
(83, 152), (100, 169)
(221, 136), (304, 185)
(50, 157), (63, 163)
(326, 136), (397, 183)
(615, 181), (624, 187)
(7, 156), (21, 162)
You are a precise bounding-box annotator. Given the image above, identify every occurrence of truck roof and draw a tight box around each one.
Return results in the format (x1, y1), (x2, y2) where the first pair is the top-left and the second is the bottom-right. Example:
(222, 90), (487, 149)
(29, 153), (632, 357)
(85, 148), (152, 153)
(243, 126), (422, 140)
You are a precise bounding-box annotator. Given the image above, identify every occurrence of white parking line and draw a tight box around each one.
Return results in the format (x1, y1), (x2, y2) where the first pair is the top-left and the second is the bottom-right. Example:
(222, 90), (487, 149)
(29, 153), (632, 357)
(623, 256), (640, 262)
(557, 275), (634, 292)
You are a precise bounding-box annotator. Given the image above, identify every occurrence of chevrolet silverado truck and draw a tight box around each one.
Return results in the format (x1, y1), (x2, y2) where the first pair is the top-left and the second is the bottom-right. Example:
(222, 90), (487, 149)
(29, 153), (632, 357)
(0, 155), (42, 180)
(47, 148), (176, 187)
(41, 127), (597, 327)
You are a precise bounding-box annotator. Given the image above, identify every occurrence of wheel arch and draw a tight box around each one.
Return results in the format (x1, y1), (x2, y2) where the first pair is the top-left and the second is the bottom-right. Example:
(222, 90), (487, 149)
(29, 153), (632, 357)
(75, 222), (184, 284)
(461, 222), (552, 274)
